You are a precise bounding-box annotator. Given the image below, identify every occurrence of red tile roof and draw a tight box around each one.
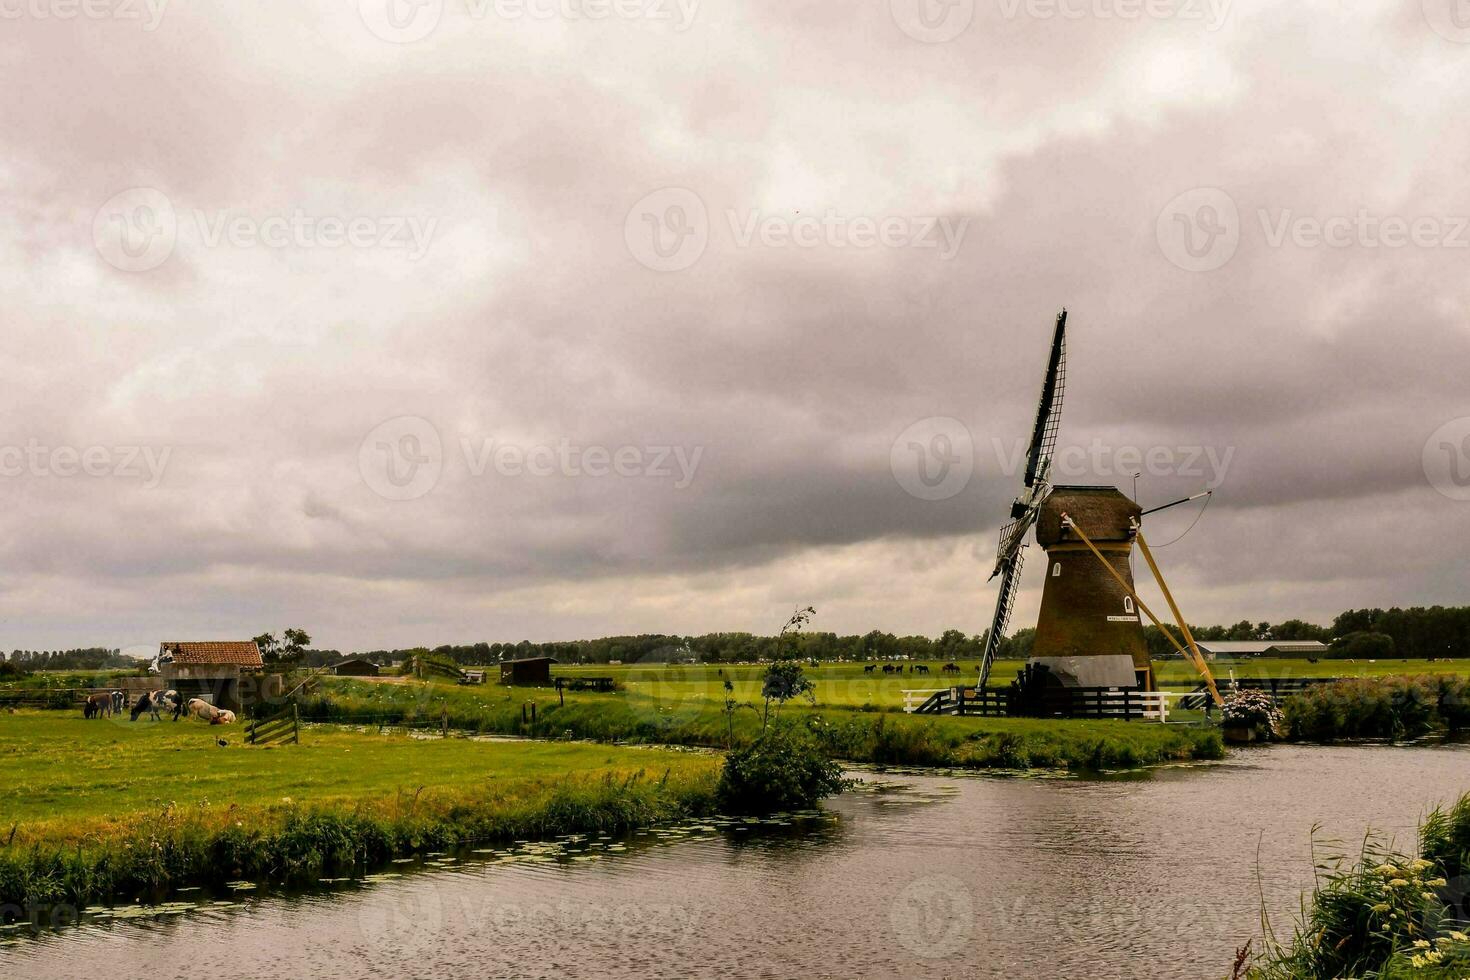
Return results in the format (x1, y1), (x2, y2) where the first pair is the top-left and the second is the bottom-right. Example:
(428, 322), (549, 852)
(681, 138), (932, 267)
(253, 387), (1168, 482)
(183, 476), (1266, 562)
(160, 641), (263, 668)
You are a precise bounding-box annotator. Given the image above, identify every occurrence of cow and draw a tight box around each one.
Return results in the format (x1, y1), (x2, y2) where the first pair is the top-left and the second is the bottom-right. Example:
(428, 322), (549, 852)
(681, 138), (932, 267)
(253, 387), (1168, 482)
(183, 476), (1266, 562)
(185, 698), (236, 725)
(131, 690), (179, 721)
(110, 690), (126, 714)
(83, 693), (112, 719)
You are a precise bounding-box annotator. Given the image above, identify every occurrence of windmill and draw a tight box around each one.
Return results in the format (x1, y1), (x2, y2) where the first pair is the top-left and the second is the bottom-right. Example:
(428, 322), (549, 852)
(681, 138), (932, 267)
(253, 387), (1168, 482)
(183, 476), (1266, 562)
(975, 311), (1223, 708)
(977, 310), (1067, 690)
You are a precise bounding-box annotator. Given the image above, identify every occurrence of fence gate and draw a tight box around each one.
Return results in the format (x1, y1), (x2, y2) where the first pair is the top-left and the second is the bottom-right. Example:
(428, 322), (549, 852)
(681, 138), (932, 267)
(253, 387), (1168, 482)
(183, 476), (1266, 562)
(246, 703), (300, 746)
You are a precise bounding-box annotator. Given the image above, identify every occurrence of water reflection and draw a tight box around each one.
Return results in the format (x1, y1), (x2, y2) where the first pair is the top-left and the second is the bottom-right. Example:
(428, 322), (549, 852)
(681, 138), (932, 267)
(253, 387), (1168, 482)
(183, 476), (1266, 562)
(4, 743), (1468, 979)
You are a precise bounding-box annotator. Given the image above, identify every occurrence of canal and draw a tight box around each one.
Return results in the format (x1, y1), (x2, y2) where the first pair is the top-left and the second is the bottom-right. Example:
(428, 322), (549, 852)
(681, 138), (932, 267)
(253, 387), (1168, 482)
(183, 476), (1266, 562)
(4, 743), (1466, 979)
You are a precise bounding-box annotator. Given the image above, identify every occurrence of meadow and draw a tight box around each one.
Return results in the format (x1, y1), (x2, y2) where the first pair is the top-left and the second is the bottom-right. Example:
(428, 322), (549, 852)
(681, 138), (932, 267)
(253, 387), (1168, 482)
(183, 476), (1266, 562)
(544, 656), (1470, 710)
(0, 711), (721, 911)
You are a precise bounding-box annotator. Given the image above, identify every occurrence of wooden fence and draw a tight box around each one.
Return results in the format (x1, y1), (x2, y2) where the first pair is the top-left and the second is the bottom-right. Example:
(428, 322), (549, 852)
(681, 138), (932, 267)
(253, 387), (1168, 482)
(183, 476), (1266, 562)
(904, 686), (1175, 721)
(246, 703), (300, 746)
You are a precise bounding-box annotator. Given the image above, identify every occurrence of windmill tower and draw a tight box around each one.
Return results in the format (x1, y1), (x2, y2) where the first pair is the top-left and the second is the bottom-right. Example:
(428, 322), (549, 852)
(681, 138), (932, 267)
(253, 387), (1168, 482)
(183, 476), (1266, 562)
(1029, 485), (1151, 690)
(976, 311), (1219, 706)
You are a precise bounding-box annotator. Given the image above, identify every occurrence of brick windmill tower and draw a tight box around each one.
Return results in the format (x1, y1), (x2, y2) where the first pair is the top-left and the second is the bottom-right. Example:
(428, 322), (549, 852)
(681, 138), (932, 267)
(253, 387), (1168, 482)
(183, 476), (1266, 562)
(975, 311), (1219, 703)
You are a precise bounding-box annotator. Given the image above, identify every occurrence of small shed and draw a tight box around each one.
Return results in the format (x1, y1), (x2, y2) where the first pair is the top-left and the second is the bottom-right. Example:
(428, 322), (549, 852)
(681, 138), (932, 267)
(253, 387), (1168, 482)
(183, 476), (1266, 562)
(333, 658), (381, 677)
(158, 641), (265, 713)
(500, 657), (557, 686)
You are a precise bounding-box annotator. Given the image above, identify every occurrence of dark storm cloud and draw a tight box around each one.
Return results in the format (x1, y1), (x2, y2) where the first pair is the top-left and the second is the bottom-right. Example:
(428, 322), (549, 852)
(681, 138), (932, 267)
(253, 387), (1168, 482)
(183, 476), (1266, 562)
(1, 0), (1467, 648)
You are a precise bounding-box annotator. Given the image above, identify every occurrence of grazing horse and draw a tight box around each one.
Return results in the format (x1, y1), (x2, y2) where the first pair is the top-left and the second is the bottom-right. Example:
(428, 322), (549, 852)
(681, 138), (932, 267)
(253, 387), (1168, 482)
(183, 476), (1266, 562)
(863, 664), (876, 673)
(941, 662), (961, 674)
(915, 664), (930, 675)
(83, 693), (112, 719)
(881, 664), (897, 674)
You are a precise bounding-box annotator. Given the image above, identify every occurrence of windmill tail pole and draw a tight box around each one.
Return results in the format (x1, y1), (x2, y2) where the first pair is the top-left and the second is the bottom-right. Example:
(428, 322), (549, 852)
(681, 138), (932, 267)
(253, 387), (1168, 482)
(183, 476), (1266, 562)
(1060, 514), (1222, 706)
(1134, 529), (1223, 708)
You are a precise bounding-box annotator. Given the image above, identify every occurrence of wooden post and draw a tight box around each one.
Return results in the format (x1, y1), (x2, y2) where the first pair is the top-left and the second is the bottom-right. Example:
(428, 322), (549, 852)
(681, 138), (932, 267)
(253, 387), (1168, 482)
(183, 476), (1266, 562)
(558, 682), (565, 707)
(441, 709), (449, 738)
(292, 702), (300, 744)
(531, 701), (537, 724)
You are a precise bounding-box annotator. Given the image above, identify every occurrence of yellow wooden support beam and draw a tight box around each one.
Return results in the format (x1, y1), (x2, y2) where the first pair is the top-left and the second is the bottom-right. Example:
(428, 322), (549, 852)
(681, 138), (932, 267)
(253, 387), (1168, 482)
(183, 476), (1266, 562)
(1135, 530), (1223, 708)
(1060, 514), (1222, 708)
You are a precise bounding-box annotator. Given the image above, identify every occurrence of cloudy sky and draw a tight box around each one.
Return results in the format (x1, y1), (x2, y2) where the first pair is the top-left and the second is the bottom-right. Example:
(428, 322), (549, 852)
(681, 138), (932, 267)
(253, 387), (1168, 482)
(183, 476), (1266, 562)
(3, 0), (1468, 653)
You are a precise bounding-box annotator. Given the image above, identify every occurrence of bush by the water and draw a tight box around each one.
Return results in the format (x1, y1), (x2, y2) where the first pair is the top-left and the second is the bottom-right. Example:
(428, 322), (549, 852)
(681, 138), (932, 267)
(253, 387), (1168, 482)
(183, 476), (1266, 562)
(1221, 689), (1283, 738)
(1250, 791), (1470, 979)
(715, 726), (849, 813)
(1281, 676), (1470, 742)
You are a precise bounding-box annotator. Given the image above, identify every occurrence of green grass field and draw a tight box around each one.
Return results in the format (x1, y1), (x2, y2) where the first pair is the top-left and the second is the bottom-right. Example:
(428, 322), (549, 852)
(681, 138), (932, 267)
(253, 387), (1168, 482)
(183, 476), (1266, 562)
(0, 711), (718, 846)
(539, 657), (1470, 710)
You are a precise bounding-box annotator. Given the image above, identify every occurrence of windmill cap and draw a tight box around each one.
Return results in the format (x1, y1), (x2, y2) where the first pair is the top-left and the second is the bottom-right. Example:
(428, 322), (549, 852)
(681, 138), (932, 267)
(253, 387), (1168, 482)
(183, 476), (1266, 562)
(1037, 485), (1141, 545)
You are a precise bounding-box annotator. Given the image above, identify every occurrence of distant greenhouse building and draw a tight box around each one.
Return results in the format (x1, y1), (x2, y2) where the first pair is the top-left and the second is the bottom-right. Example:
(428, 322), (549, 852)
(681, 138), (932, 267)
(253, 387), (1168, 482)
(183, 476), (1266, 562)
(1192, 640), (1329, 659)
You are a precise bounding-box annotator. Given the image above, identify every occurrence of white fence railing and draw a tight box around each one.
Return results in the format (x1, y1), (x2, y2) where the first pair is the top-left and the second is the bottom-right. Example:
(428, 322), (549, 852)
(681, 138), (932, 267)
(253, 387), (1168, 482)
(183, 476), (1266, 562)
(902, 687), (1193, 722)
(901, 689), (944, 713)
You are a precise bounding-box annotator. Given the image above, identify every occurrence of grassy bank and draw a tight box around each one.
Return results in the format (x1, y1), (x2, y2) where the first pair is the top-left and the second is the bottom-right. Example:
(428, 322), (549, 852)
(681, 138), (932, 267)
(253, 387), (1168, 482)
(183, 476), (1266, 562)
(1249, 791), (1470, 979)
(301, 677), (1225, 770)
(0, 712), (720, 914)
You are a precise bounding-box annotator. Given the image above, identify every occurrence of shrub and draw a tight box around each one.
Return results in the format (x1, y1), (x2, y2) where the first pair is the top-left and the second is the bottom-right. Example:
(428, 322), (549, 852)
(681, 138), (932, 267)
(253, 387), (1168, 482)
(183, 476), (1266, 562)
(1221, 689), (1283, 738)
(1281, 676), (1467, 742)
(1250, 791), (1470, 979)
(715, 725), (849, 813)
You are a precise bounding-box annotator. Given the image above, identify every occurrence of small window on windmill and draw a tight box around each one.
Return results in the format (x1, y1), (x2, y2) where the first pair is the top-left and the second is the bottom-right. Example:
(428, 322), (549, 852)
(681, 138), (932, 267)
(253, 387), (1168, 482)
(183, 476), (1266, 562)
(1124, 596), (1134, 614)
(1052, 562), (1061, 577)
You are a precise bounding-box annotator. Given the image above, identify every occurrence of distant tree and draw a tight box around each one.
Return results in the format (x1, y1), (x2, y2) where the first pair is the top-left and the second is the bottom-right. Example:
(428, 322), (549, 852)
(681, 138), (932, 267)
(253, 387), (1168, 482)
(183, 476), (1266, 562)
(1327, 631), (1396, 660)
(255, 628), (312, 669)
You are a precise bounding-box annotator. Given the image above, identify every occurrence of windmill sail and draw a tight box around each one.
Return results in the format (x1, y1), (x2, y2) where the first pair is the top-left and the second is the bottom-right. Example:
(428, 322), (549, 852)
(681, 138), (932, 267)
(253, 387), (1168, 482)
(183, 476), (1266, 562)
(978, 310), (1068, 689)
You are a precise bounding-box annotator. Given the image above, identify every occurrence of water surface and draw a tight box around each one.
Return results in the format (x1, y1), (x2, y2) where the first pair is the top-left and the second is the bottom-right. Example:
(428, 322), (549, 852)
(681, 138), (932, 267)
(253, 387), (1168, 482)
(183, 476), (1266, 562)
(5, 743), (1467, 979)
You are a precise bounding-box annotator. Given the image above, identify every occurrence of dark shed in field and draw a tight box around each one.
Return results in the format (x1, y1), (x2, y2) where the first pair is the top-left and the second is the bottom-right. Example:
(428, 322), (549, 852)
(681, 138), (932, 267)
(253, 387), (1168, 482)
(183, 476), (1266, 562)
(333, 658), (381, 677)
(500, 657), (557, 686)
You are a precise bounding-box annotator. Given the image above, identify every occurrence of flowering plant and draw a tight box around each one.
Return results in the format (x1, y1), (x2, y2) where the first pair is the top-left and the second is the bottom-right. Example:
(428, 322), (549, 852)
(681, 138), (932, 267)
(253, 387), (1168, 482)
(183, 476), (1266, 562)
(1220, 688), (1283, 738)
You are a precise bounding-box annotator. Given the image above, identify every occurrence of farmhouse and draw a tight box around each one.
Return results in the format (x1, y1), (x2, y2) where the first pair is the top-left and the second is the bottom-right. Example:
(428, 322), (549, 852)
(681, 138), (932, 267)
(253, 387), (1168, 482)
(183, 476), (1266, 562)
(157, 641), (265, 712)
(1193, 640), (1329, 659)
(332, 658), (380, 677)
(500, 656), (556, 686)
